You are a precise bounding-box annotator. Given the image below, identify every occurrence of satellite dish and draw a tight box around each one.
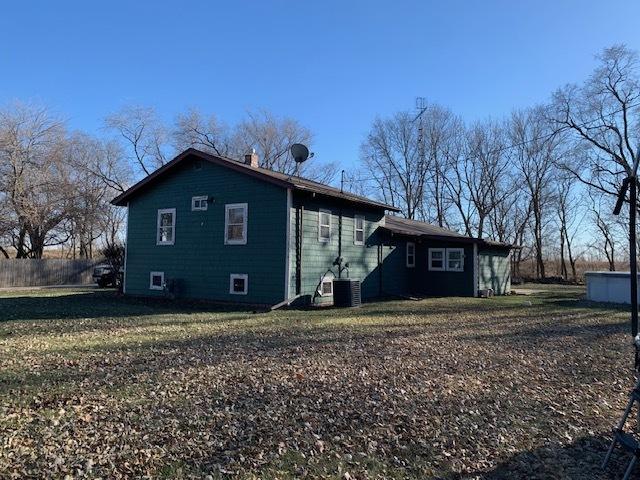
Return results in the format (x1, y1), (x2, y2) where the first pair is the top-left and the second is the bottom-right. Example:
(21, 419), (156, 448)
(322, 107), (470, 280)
(291, 143), (310, 163)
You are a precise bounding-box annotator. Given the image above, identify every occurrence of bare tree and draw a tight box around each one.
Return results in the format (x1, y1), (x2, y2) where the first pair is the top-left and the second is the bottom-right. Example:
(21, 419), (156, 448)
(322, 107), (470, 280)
(416, 103), (461, 227)
(361, 112), (427, 219)
(555, 175), (584, 281)
(234, 109), (335, 182)
(509, 107), (560, 279)
(445, 120), (511, 238)
(0, 102), (72, 258)
(552, 44), (640, 197)
(589, 191), (623, 271)
(173, 108), (233, 156)
(105, 105), (168, 177)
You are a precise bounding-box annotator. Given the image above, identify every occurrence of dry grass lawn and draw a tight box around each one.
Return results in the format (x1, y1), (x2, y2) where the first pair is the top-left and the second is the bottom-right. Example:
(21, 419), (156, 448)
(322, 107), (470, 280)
(0, 285), (635, 479)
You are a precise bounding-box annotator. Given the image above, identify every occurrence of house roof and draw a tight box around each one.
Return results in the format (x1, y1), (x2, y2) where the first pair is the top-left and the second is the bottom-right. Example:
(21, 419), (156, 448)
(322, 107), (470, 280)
(382, 215), (514, 249)
(111, 148), (400, 212)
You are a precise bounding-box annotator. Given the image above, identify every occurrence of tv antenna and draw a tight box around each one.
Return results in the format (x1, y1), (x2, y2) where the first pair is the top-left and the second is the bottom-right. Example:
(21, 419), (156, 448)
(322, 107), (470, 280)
(291, 143), (313, 176)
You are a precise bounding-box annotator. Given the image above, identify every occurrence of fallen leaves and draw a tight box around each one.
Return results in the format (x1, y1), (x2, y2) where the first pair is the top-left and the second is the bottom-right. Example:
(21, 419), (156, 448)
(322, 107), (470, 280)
(0, 286), (633, 478)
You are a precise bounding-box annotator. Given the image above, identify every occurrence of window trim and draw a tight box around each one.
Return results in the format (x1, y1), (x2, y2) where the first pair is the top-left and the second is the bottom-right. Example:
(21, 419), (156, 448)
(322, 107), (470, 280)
(406, 241), (416, 268)
(354, 215), (365, 245)
(229, 273), (248, 295)
(319, 273), (334, 296)
(318, 209), (331, 243)
(156, 208), (176, 246)
(428, 248), (446, 271)
(224, 203), (248, 245)
(191, 195), (208, 211)
(446, 247), (465, 272)
(149, 271), (164, 290)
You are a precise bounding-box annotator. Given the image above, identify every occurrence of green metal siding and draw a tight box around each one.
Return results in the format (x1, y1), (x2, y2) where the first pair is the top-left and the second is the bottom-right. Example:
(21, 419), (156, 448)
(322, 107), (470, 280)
(478, 248), (511, 295)
(125, 156), (287, 304)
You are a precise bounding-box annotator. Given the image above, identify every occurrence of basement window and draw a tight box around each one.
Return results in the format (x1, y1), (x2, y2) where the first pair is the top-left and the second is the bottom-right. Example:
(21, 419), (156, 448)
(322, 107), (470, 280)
(406, 242), (415, 268)
(225, 203), (248, 245)
(157, 208), (176, 245)
(192, 196), (208, 211)
(428, 248), (445, 271)
(149, 271), (164, 290)
(229, 274), (248, 295)
(354, 215), (365, 245)
(320, 273), (334, 296)
(318, 209), (331, 243)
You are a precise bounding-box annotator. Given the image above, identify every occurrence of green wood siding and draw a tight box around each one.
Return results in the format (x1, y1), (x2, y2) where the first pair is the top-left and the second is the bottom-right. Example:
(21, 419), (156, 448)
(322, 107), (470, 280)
(125, 156), (287, 305)
(478, 248), (511, 295)
(287, 194), (394, 304)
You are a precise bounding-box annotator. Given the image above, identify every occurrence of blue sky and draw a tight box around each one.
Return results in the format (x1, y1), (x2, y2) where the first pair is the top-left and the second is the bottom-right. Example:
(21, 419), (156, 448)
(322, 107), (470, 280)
(1, 1), (639, 172)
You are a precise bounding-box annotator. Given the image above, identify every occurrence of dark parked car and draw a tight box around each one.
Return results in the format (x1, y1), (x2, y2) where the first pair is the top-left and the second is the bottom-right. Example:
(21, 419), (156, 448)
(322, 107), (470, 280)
(93, 264), (118, 288)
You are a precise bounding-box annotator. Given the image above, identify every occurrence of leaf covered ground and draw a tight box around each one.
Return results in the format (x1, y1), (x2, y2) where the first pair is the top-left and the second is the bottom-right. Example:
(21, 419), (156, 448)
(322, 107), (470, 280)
(0, 285), (636, 479)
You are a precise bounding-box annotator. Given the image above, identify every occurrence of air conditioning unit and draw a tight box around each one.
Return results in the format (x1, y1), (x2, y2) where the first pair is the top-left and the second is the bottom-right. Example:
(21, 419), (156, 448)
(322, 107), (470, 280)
(333, 279), (362, 307)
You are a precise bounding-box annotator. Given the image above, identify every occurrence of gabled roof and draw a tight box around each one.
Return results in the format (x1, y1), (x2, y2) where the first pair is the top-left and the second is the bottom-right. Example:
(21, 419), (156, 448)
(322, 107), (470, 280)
(111, 148), (400, 212)
(382, 215), (513, 249)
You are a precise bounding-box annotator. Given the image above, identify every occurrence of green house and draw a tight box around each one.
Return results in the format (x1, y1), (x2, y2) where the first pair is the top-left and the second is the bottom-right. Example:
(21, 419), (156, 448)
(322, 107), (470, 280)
(112, 148), (512, 306)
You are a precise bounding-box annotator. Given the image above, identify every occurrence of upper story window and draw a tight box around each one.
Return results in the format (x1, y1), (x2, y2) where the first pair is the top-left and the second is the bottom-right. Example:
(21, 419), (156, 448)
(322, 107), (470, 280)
(354, 215), (365, 245)
(318, 209), (331, 243)
(225, 203), (248, 245)
(406, 242), (415, 267)
(157, 208), (176, 245)
(447, 248), (464, 272)
(192, 196), (208, 211)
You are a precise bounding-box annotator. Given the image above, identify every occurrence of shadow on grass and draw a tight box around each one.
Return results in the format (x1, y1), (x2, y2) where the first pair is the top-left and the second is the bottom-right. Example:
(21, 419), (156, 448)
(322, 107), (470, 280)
(466, 434), (627, 480)
(0, 290), (262, 322)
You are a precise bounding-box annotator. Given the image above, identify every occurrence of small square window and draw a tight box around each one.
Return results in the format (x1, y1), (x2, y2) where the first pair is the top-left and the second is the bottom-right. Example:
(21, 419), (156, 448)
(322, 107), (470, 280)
(192, 196), (208, 211)
(149, 271), (164, 290)
(229, 274), (248, 295)
(354, 215), (365, 245)
(320, 275), (333, 296)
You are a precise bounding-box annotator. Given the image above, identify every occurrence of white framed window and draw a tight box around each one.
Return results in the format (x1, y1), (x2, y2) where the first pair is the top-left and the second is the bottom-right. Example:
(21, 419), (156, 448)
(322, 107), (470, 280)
(428, 248), (445, 271)
(229, 273), (248, 295)
(447, 248), (464, 272)
(319, 273), (334, 296)
(318, 209), (331, 243)
(149, 271), (164, 290)
(191, 196), (208, 211)
(157, 208), (176, 245)
(406, 242), (415, 267)
(225, 203), (248, 245)
(354, 215), (365, 245)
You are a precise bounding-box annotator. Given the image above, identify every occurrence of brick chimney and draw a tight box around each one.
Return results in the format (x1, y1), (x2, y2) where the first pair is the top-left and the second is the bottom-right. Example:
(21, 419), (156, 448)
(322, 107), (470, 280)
(244, 149), (259, 168)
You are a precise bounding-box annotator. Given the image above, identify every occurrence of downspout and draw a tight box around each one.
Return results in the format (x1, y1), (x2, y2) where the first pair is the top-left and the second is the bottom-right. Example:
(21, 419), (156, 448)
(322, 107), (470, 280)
(338, 206), (343, 278)
(473, 242), (478, 297)
(296, 204), (303, 295)
(123, 202), (130, 294)
(284, 189), (292, 301)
